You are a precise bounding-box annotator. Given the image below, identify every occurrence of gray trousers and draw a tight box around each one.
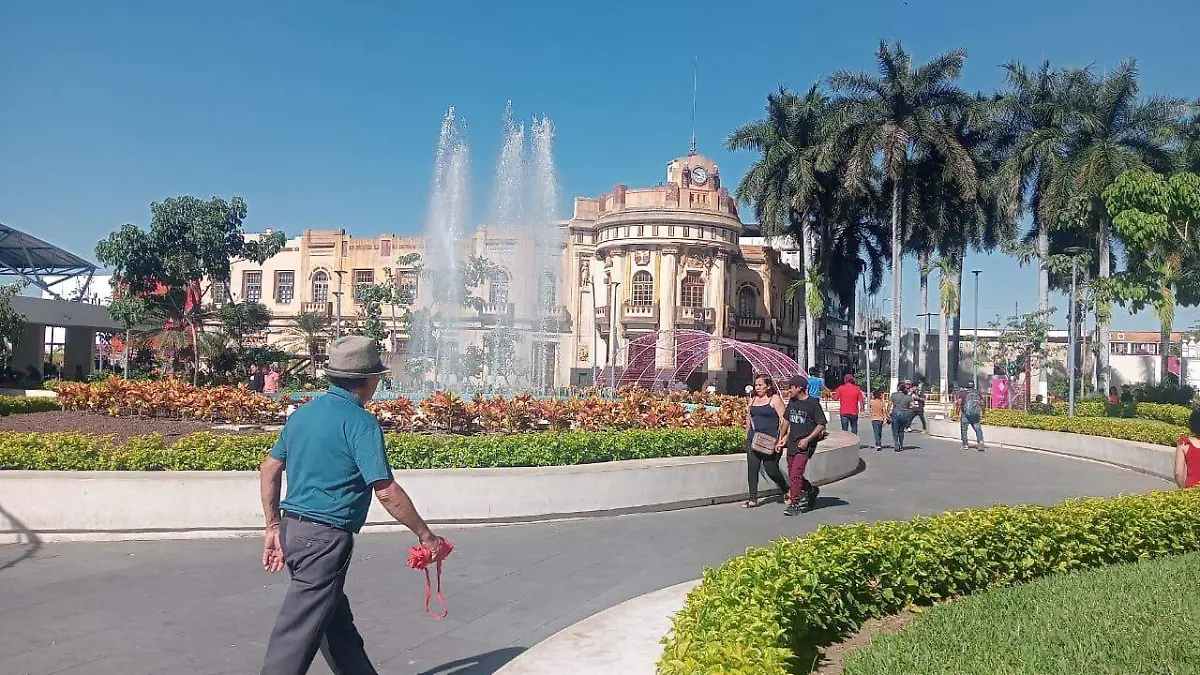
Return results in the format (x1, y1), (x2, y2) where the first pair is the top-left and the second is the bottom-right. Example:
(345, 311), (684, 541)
(261, 517), (378, 675)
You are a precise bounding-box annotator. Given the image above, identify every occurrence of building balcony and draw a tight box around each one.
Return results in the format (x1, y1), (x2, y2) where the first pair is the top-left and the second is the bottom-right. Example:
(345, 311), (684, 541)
(735, 315), (765, 331)
(621, 302), (659, 327)
(479, 302), (515, 325)
(675, 306), (716, 329)
(595, 305), (610, 335)
(301, 301), (333, 317)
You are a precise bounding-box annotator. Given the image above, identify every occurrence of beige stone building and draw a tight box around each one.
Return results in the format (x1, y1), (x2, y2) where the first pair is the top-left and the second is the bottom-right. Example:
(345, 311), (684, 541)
(215, 151), (805, 392)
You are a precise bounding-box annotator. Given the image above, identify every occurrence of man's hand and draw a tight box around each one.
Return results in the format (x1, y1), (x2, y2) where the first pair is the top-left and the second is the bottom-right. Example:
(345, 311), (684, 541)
(263, 525), (285, 573)
(420, 532), (448, 563)
(774, 437), (787, 451)
(797, 437), (810, 450)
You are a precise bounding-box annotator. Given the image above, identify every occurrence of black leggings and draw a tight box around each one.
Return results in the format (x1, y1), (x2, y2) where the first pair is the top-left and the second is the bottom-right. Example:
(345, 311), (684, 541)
(747, 449), (789, 499)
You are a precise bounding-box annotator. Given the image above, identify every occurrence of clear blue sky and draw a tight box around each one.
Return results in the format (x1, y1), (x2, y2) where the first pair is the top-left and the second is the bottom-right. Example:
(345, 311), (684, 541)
(3, 0), (1199, 332)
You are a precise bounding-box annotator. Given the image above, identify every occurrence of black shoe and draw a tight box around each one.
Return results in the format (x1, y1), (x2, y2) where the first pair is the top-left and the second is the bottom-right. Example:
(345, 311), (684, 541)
(784, 503), (804, 517)
(802, 486), (820, 512)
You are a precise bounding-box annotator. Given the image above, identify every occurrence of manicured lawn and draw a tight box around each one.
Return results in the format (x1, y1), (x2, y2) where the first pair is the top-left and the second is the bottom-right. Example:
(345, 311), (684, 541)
(844, 552), (1200, 675)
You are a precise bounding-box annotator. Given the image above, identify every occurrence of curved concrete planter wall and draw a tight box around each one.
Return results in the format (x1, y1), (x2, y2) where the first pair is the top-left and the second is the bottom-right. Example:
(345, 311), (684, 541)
(0, 431), (860, 543)
(926, 419), (1174, 481)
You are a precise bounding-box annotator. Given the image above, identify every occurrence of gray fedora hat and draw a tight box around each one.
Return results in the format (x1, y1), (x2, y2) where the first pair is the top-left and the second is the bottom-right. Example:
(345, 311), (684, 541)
(324, 336), (390, 379)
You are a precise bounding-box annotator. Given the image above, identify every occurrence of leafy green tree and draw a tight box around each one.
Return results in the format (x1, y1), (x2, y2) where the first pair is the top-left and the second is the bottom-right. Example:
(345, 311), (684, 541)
(213, 302), (272, 372)
(1055, 62), (1181, 394)
(988, 309), (1055, 406)
(95, 196), (285, 383)
(1103, 170), (1200, 381)
(0, 282), (27, 374)
(824, 41), (977, 392)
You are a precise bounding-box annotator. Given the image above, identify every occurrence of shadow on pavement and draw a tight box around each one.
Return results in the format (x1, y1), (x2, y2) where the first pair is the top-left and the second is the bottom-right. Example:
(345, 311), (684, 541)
(417, 646), (526, 675)
(0, 502), (42, 572)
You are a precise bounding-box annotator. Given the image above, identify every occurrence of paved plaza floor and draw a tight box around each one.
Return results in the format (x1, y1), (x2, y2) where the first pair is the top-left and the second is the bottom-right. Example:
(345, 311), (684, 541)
(0, 431), (1168, 675)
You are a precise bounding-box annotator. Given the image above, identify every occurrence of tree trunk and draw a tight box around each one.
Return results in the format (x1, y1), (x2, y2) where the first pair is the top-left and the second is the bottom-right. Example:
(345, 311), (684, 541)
(889, 182), (902, 393)
(190, 322), (200, 387)
(1160, 321), (1170, 385)
(803, 221), (818, 370)
(938, 294), (950, 398)
(917, 249), (929, 384)
(951, 257), (964, 388)
(796, 224), (809, 371)
(1037, 222), (1050, 399)
(1098, 216), (1112, 394)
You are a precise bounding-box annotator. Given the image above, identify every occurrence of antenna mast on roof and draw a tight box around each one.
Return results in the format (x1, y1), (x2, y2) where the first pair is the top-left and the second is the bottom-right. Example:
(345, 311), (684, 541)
(690, 56), (698, 155)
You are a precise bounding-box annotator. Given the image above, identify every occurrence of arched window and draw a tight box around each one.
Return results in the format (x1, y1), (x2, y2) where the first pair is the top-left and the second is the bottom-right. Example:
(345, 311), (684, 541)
(312, 271), (329, 302)
(490, 269), (510, 305)
(538, 271), (557, 309)
(631, 271), (654, 306)
(738, 285), (758, 316)
(680, 272), (705, 308)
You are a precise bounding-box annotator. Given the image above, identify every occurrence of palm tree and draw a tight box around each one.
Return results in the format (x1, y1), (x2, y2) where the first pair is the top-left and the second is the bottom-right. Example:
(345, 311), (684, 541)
(1056, 61), (1180, 393)
(996, 61), (1078, 396)
(284, 311), (331, 376)
(727, 84), (831, 367)
(824, 41), (977, 391)
(936, 254), (960, 396)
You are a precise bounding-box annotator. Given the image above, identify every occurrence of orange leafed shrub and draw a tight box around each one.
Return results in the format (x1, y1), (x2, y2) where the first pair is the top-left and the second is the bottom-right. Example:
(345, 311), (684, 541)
(51, 379), (749, 432)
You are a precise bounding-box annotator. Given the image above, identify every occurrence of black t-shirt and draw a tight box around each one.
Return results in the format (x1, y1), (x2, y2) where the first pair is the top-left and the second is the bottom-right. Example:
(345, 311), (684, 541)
(785, 395), (828, 455)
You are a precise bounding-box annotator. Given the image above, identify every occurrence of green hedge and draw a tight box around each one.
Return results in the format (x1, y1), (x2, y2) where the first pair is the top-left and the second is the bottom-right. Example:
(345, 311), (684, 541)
(0, 396), (60, 416)
(0, 427), (747, 471)
(658, 489), (1200, 675)
(1047, 400), (1194, 426)
(982, 409), (1186, 447)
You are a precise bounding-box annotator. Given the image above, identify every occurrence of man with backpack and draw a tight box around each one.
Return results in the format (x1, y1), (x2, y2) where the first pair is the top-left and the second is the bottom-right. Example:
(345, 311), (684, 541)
(955, 381), (985, 451)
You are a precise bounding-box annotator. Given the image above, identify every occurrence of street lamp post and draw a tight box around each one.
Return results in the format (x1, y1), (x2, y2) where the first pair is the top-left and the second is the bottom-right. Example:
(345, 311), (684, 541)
(916, 311), (938, 384)
(1064, 247), (1086, 416)
(588, 278), (599, 387)
(333, 270), (346, 339)
(972, 270), (982, 389)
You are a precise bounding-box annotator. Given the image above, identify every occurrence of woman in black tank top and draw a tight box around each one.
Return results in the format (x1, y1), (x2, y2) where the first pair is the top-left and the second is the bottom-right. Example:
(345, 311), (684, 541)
(744, 375), (790, 507)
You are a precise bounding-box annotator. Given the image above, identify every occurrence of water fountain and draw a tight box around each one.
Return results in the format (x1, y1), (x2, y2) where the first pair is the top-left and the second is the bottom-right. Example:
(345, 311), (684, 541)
(383, 102), (565, 399)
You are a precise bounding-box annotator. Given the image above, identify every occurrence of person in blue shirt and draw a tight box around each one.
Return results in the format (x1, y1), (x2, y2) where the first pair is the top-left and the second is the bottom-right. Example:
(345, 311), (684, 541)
(258, 336), (446, 675)
(806, 373), (825, 399)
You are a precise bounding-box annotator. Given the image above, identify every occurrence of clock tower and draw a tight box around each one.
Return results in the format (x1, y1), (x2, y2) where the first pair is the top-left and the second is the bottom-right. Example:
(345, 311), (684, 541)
(667, 152), (721, 192)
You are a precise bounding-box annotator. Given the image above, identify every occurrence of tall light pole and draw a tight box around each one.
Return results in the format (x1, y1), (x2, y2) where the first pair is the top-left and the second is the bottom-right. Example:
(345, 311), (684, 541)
(333, 270), (346, 339)
(1064, 247), (1085, 416)
(972, 269), (982, 389)
(588, 278), (599, 387)
(916, 312), (938, 384)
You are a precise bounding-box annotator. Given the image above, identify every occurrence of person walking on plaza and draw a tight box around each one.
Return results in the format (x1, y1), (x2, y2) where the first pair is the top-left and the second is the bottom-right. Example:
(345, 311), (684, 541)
(832, 373), (866, 435)
(907, 383), (927, 433)
(263, 363), (282, 394)
(955, 380), (985, 451)
(869, 390), (889, 451)
(889, 383), (914, 451)
(258, 336), (447, 675)
(743, 375), (790, 507)
(778, 375), (827, 515)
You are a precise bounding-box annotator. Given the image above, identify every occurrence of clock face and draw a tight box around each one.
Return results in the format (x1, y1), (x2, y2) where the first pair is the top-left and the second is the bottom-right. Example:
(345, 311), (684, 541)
(690, 166), (708, 185)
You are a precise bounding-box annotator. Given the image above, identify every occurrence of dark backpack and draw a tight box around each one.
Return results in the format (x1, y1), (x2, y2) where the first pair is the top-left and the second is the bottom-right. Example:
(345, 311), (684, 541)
(963, 389), (982, 421)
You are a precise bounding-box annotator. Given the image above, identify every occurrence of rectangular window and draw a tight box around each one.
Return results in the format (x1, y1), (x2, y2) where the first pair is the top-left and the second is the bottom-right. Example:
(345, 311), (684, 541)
(352, 269), (374, 301)
(683, 227), (691, 238)
(1110, 342), (1130, 355)
(341, 241), (348, 257)
(669, 226), (675, 237)
(274, 271), (295, 303)
(243, 271), (262, 303)
(398, 271), (419, 303)
(653, 225), (660, 237)
(636, 225), (643, 236)
(623, 227), (629, 238)
(212, 282), (230, 304)
(381, 239), (392, 257)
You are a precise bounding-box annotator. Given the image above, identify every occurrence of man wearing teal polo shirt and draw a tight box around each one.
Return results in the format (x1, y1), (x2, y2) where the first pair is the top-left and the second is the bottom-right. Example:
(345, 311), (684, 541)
(259, 335), (446, 675)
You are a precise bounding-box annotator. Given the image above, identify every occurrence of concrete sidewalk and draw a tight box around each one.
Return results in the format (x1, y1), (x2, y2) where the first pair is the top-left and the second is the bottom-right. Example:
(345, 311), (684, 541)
(0, 431), (1167, 674)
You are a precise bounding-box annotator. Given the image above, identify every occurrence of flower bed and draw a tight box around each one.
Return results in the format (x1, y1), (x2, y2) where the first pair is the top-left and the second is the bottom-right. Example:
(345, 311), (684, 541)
(1043, 400), (1194, 425)
(0, 396), (60, 416)
(0, 427), (746, 471)
(49, 379), (748, 432)
(658, 489), (1200, 675)
(981, 409), (1186, 447)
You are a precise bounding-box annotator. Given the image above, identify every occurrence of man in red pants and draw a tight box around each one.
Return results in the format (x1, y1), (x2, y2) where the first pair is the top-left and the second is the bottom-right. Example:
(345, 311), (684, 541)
(777, 374), (828, 515)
